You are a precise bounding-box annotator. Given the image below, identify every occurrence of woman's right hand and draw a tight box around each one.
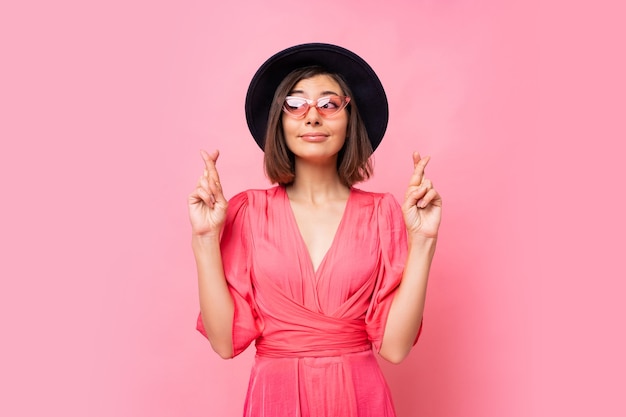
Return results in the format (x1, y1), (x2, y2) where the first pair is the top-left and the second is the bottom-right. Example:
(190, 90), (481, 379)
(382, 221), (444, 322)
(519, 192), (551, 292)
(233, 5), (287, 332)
(188, 149), (228, 238)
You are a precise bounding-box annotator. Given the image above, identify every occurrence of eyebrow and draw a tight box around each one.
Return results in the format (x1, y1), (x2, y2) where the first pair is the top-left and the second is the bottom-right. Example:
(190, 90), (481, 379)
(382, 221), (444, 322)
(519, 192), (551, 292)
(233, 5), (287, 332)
(289, 89), (341, 96)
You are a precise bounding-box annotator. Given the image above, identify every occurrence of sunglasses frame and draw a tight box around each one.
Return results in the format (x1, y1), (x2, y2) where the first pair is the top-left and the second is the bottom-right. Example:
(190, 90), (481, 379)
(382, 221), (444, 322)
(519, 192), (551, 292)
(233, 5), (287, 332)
(282, 95), (351, 119)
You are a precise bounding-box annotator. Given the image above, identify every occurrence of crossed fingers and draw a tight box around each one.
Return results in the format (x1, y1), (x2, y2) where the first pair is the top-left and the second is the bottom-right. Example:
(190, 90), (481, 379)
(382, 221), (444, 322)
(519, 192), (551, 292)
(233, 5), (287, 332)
(405, 152), (439, 209)
(196, 149), (224, 208)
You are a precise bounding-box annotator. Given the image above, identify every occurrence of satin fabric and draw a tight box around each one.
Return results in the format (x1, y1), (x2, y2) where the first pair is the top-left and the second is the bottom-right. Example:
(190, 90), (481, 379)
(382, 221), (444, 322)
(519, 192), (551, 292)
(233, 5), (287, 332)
(197, 186), (419, 417)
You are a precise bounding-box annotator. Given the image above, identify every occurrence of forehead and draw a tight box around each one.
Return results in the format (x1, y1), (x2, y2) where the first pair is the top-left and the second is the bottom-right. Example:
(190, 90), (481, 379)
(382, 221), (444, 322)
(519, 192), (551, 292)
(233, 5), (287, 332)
(290, 74), (343, 95)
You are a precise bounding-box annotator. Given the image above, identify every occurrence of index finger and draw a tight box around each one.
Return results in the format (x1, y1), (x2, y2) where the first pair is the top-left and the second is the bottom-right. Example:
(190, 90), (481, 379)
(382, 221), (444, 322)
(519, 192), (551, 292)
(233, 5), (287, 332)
(408, 152), (431, 186)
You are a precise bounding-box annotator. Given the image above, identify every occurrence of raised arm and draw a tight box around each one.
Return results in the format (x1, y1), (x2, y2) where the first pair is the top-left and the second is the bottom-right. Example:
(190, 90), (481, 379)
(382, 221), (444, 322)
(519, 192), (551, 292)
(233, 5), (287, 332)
(188, 149), (234, 358)
(379, 152), (442, 364)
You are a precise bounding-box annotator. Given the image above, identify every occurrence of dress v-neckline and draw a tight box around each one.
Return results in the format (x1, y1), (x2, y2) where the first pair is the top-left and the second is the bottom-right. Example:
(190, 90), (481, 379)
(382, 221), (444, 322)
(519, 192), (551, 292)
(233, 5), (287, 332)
(282, 186), (353, 276)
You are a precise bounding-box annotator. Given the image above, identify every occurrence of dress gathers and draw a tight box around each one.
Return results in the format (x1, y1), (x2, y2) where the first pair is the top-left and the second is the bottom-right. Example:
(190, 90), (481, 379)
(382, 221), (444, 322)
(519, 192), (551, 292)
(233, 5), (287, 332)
(197, 186), (420, 417)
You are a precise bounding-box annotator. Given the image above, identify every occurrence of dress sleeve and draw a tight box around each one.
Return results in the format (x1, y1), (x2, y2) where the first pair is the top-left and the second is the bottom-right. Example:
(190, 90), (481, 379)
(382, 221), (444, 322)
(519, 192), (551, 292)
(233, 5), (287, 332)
(196, 191), (263, 357)
(366, 193), (422, 352)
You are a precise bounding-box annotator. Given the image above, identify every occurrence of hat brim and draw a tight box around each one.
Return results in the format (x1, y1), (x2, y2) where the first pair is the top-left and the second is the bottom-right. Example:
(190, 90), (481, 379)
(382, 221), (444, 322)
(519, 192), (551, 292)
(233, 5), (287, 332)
(245, 43), (388, 151)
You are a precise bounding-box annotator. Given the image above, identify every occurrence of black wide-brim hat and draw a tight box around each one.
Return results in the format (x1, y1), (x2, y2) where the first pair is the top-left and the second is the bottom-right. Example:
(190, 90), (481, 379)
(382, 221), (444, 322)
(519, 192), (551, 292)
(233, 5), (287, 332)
(245, 43), (389, 151)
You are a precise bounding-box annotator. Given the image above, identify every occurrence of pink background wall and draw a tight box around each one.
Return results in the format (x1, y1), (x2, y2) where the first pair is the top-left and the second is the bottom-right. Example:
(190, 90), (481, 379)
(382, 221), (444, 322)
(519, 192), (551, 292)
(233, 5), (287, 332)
(1, 1), (624, 416)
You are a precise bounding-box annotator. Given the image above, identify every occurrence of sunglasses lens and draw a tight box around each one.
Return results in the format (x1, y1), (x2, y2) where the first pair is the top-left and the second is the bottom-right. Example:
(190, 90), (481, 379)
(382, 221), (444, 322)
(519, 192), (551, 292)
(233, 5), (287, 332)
(316, 96), (344, 116)
(284, 97), (309, 117)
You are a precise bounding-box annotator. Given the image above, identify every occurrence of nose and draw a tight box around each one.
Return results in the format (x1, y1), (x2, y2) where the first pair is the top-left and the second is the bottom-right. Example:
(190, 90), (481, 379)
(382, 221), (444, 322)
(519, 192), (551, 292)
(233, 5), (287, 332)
(304, 106), (321, 125)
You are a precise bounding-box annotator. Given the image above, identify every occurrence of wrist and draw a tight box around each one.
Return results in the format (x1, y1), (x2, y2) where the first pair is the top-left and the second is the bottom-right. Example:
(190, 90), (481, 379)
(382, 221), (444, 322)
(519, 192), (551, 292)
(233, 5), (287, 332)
(407, 233), (438, 248)
(191, 233), (221, 248)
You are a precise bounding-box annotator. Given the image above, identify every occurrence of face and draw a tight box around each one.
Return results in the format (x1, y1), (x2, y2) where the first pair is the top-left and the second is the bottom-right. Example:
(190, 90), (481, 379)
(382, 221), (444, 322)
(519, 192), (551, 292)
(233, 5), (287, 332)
(281, 74), (349, 165)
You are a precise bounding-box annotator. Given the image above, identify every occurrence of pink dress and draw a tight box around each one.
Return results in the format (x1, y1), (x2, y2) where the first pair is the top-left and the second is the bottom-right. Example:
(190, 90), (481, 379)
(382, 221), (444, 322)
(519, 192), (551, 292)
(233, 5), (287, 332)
(197, 186), (420, 417)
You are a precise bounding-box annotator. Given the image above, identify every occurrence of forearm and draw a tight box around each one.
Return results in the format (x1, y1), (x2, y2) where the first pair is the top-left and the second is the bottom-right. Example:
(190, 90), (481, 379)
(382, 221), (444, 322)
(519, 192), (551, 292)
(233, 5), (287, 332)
(379, 235), (437, 363)
(193, 235), (234, 358)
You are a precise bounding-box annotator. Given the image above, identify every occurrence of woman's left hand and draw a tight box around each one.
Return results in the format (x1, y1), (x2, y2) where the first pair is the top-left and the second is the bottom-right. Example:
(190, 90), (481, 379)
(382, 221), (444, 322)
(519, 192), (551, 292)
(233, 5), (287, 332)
(402, 152), (443, 239)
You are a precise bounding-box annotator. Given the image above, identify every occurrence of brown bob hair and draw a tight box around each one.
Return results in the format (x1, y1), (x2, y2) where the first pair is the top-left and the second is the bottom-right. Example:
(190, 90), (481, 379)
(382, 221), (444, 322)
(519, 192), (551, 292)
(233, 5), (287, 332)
(263, 66), (374, 187)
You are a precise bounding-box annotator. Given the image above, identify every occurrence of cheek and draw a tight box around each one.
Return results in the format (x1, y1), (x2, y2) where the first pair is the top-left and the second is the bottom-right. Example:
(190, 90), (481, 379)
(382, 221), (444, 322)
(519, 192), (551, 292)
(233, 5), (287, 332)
(281, 115), (297, 135)
(337, 118), (349, 138)
(281, 119), (297, 150)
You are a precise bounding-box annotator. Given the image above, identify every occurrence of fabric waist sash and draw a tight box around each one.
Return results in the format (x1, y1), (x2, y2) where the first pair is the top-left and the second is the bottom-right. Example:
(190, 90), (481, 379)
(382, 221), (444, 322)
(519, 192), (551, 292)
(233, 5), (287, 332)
(255, 317), (371, 358)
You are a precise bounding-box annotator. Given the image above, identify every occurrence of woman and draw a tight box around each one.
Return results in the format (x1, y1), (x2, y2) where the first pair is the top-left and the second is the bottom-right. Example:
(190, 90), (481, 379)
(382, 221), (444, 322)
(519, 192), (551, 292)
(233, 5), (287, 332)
(189, 43), (442, 417)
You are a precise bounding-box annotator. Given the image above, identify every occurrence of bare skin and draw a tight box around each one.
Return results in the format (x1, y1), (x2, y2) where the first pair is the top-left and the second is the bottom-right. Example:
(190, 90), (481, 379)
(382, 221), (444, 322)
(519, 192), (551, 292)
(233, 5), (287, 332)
(188, 75), (442, 362)
(282, 75), (352, 273)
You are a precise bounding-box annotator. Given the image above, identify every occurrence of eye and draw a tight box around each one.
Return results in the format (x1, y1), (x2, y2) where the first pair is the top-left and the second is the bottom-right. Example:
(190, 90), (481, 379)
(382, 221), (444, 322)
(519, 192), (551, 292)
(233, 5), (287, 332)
(285, 97), (308, 109)
(317, 96), (338, 109)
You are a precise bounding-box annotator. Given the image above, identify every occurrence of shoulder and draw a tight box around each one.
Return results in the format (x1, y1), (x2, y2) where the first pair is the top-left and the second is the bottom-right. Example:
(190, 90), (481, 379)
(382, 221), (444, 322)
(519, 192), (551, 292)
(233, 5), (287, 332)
(351, 187), (401, 211)
(228, 186), (284, 209)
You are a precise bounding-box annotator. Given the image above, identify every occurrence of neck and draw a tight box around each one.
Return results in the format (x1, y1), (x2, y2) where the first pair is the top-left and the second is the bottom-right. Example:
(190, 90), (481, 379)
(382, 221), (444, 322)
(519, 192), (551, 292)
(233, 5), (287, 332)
(287, 158), (350, 203)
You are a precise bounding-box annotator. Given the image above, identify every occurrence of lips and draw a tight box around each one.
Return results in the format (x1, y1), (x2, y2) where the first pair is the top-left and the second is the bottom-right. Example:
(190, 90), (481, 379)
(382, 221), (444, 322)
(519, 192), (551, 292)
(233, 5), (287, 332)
(300, 133), (329, 142)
